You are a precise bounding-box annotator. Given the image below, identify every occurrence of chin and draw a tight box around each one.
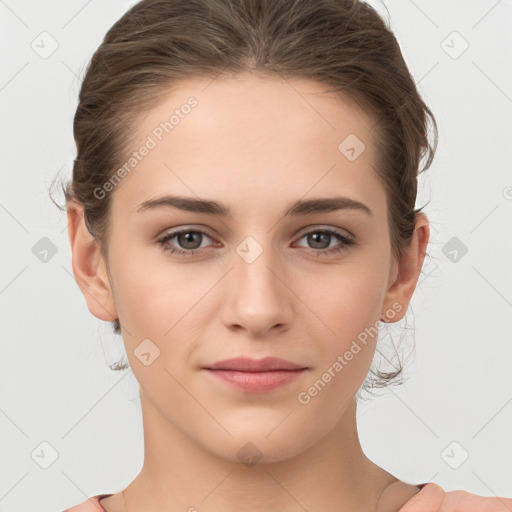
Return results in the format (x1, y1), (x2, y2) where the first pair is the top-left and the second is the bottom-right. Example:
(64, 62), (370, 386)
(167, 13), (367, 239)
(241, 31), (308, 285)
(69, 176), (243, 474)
(201, 425), (314, 465)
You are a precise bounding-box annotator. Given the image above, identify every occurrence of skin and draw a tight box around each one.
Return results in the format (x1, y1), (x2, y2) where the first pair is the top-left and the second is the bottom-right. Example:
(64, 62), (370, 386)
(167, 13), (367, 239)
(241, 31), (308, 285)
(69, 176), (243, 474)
(67, 71), (431, 512)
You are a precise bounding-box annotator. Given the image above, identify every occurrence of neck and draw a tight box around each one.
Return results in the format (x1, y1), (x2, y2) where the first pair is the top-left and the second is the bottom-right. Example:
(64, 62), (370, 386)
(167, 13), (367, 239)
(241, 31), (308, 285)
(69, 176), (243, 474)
(118, 393), (398, 512)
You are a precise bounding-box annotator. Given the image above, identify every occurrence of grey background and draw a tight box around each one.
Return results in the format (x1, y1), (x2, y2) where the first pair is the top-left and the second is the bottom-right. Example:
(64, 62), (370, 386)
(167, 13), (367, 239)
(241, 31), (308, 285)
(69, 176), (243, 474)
(1, 1), (511, 511)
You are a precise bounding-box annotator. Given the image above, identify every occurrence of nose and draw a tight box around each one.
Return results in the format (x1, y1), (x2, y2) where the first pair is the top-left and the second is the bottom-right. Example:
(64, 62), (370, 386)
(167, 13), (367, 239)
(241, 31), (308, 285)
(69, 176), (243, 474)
(221, 241), (293, 338)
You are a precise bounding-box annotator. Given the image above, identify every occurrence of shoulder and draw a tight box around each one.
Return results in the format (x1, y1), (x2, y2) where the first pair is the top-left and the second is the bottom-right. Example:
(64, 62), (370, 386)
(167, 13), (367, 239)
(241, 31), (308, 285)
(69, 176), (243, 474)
(62, 494), (112, 512)
(397, 483), (512, 512)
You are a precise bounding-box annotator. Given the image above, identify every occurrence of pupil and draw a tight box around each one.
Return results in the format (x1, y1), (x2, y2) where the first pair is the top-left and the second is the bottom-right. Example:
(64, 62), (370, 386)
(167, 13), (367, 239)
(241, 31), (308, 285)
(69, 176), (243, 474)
(180, 232), (200, 249)
(310, 232), (329, 248)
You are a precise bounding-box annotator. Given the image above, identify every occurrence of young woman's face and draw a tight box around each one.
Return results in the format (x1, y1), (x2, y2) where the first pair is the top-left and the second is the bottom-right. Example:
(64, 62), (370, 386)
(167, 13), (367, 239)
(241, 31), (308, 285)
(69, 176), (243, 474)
(95, 72), (413, 462)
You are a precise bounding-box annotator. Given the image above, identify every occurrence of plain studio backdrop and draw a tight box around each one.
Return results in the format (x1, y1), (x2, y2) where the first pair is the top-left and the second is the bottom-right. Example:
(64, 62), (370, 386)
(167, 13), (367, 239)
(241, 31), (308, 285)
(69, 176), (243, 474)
(0, 1), (511, 511)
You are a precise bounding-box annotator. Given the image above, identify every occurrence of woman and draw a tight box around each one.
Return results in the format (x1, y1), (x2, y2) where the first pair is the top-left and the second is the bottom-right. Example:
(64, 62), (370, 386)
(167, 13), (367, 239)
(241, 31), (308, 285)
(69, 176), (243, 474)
(58, 0), (512, 510)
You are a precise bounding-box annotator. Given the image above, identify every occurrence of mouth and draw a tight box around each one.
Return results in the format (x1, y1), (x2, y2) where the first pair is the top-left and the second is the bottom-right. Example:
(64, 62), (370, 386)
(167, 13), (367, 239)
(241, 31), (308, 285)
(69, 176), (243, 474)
(203, 356), (308, 372)
(202, 357), (310, 393)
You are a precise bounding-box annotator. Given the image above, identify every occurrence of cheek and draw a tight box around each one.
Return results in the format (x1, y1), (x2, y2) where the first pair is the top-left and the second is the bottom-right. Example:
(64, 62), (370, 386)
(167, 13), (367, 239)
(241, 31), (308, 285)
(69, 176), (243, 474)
(111, 251), (195, 329)
(110, 253), (216, 375)
(296, 258), (388, 383)
(294, 273), (382, 423)
(110, 260), (203, 397)
(305, 259), (387, 336)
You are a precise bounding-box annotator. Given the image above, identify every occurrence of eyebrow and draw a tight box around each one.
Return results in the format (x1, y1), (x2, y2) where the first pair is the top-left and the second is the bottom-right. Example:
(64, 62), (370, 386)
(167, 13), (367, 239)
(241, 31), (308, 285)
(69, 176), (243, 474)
(136, 194), (373, 217)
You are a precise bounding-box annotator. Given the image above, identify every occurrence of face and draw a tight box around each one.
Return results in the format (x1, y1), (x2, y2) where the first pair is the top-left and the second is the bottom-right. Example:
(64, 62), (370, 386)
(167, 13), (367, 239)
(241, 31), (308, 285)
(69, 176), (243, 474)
(74, 71), (421, 464)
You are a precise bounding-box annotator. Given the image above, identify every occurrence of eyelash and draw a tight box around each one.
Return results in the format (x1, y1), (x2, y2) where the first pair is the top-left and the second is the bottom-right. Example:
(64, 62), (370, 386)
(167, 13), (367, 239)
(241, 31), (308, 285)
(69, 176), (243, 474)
(156, 227), (356, 258)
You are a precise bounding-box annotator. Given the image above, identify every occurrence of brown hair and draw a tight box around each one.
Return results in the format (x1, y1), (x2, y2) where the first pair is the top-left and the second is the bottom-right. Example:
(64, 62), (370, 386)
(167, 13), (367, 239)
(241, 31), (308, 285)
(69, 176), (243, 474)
(51, 0), (438, 394)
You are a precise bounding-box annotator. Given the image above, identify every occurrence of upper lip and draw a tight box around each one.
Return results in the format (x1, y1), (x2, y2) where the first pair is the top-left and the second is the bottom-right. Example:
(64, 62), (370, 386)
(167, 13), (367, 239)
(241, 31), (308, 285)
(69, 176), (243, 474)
(203, 357), (308, 372)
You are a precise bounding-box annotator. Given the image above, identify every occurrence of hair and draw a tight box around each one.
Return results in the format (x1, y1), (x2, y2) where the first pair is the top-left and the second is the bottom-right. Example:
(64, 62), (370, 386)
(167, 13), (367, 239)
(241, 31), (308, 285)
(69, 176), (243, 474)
(51, 0), (438, 395)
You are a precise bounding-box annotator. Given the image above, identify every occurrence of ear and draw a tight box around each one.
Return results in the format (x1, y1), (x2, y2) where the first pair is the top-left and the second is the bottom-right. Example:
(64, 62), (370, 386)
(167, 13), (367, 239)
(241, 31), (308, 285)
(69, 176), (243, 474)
(66, 201), (118, 322)
(381, 212), (430, 323)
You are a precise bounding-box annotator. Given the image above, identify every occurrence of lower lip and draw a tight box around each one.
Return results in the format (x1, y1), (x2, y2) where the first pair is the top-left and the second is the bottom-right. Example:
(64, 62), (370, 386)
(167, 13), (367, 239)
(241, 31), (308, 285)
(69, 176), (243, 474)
(203, 369), (308, 393)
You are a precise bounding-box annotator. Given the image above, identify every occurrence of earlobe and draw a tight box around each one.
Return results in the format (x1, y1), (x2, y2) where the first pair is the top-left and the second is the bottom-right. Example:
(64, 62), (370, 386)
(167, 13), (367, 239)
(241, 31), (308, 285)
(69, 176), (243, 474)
(67, 202), (118, 322)
(381, 213), (430, 323)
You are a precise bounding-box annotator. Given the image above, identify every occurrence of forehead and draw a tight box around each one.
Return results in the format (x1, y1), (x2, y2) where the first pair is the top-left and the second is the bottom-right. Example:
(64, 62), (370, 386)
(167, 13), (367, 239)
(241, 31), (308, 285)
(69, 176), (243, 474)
(136, 71), (377, 152)
(113, 71), (385, 217)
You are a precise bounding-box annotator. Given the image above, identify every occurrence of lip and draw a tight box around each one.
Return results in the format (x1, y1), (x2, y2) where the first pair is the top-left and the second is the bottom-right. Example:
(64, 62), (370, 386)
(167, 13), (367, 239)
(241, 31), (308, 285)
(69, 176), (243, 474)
(202, 357), (309, 393)
(203, 357), (307, 372)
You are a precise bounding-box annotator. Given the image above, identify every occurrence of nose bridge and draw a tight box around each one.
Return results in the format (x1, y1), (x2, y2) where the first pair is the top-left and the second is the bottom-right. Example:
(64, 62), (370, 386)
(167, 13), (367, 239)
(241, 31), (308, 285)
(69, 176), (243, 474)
(234, 233), (282, 295)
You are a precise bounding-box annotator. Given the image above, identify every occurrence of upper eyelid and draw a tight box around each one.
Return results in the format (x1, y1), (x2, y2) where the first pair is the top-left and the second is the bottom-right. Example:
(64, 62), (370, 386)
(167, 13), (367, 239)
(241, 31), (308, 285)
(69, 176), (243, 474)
(159, 224), (352, 239)
(296, 224), (353, 238)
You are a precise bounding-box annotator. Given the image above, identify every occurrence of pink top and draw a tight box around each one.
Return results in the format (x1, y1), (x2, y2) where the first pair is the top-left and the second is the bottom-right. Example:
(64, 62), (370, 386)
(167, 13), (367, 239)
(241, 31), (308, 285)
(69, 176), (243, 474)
(62, 483), (512, 511)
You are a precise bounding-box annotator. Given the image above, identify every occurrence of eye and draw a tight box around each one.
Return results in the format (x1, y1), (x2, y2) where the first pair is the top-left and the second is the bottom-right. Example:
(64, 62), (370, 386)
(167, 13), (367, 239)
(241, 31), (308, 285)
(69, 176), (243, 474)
(156, 226), (356, 258)
(157, 229), (213, 257)
(293, 228), (356, 256)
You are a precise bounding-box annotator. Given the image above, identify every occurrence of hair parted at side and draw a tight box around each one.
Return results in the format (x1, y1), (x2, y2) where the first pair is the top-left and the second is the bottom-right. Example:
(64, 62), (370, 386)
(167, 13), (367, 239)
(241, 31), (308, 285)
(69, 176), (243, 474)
(50, 0), (438, 394)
